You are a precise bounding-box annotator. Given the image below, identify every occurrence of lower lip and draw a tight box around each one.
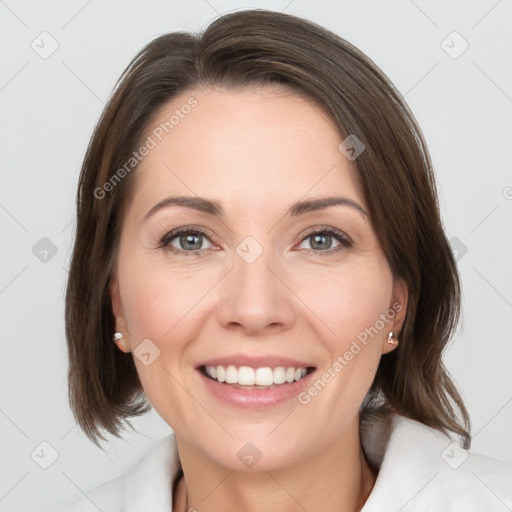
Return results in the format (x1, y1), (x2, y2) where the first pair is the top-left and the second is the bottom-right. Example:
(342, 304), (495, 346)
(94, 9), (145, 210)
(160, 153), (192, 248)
(198, 369), (315, 409)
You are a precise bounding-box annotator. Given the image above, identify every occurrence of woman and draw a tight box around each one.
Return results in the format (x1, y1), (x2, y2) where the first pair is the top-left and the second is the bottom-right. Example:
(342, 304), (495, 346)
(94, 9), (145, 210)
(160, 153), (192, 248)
(61, 9), (512, 512)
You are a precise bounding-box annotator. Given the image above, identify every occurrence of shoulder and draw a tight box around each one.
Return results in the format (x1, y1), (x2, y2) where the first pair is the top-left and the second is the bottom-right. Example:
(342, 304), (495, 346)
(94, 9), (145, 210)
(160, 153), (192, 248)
(56, 434), (180, 512)
(57, 473), (125, 512)
(362, 414), (512, 511)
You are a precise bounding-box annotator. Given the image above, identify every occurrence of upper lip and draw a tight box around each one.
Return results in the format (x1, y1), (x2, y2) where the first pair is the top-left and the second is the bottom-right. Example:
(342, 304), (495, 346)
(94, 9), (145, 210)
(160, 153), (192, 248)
(196, 354), (316, 369)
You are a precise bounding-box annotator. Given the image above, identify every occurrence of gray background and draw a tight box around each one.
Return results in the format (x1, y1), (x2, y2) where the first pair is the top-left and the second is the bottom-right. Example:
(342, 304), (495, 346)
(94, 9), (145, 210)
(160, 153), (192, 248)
(0, 0), (511, 510)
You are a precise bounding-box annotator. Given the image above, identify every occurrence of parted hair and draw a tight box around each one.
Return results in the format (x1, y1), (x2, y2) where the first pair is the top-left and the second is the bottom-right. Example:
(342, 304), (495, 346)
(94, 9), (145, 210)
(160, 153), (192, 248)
(65, 9), (470, 447)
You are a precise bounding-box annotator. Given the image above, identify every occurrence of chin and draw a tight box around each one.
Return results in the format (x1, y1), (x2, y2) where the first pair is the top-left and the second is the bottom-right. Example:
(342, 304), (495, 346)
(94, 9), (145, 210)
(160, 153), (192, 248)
(198, 428), (310, 472)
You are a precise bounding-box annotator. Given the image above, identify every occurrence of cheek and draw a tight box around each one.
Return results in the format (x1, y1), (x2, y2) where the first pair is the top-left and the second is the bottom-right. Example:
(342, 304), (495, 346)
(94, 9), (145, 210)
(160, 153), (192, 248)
(117, 259), (215, 430)
(294, 257), (393, 346)
(289, 258), (393, 418)
(119, 251), (221, 342)
(116, 252), (225, 416)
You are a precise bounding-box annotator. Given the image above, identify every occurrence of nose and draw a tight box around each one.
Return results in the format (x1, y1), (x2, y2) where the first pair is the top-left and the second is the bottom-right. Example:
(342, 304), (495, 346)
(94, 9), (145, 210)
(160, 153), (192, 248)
(215, 246), (296, 336)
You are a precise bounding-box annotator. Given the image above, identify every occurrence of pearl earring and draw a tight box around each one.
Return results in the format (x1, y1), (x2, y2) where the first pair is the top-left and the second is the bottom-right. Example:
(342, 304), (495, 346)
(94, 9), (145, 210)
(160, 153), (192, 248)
(387, 331), (398, 346)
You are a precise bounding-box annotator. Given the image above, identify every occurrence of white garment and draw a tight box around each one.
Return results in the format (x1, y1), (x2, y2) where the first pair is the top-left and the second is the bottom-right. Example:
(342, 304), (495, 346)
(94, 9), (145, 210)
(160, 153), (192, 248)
(59, 414), (512, 511)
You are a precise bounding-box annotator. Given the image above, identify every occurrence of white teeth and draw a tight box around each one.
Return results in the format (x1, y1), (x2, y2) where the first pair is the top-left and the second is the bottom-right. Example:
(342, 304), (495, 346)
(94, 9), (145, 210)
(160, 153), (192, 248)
(225, 365), (237, 384)
(273, 367), (286, 384)
(255, 367), (273, 386)
(238, 366), (255, 385)
(216, 366), (225, 383)
(204, 365), (310, 386)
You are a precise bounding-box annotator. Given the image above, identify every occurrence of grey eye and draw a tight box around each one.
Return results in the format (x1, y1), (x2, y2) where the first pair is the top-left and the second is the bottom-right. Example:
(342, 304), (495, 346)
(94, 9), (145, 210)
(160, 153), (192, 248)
(169, 232), (213, 251)
(300, 233), (341, 251)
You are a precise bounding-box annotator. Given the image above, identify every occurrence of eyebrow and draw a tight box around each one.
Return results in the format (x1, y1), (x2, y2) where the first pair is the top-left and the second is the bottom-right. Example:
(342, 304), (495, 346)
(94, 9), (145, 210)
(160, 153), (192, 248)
(143, 195), (368, 221)
(288, 197), (367, 217)
(144, 196), (223, 220)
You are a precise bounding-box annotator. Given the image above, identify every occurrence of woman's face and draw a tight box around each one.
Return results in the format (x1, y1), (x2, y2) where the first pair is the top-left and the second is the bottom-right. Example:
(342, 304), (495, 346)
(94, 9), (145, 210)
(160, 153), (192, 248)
(111, 85), (407, 470)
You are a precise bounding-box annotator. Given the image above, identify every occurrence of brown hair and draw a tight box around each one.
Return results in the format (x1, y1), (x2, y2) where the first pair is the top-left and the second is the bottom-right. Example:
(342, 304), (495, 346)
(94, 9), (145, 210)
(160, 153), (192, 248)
(65, 9), (470, 447)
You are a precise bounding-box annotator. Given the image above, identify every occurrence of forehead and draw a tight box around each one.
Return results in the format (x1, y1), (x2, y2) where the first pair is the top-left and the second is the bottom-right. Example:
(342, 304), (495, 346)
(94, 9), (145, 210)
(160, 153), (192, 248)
(129, 85), (364, 218)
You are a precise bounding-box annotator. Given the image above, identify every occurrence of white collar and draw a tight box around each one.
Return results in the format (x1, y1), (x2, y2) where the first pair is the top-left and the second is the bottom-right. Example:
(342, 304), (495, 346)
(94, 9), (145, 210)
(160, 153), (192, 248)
(99, 413), (511, 511)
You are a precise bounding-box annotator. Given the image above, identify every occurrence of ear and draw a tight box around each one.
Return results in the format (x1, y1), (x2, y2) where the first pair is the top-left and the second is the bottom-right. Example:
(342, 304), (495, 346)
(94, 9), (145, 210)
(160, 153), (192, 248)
(109, 275), (131, 353)
(381, 277), (408, 355)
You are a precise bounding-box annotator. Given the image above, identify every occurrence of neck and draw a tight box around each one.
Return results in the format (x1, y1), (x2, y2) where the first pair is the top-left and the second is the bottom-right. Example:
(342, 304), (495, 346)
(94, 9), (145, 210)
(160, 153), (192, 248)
(172, 418), (376, 512)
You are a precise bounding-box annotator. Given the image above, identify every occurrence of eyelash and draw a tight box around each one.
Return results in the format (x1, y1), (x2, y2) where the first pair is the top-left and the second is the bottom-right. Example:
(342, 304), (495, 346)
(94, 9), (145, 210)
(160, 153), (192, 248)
(158, 225), (353, 257)
(299, 226), (353, 256)
(158, 226), (214, 258)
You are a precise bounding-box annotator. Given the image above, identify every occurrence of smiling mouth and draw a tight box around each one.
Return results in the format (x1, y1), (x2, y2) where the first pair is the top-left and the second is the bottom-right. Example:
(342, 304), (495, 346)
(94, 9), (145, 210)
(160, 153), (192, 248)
(199, 365), (316, 389)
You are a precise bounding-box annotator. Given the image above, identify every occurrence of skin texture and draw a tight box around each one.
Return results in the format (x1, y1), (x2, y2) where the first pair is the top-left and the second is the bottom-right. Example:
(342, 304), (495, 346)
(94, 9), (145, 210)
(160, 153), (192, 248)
(110, 85), (408, 512)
